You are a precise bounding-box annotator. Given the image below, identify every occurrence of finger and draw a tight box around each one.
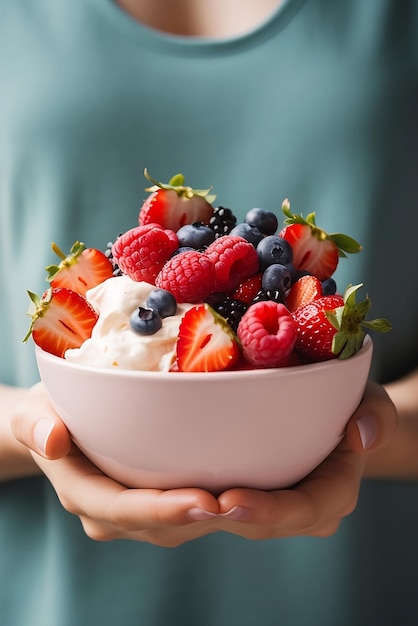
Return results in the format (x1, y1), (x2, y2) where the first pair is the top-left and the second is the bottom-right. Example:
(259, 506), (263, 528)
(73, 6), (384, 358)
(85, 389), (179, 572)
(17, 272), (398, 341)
(216, 445), (365, 539)
(35, 453), (219, 531)
(11, 382), (73, 459)
(78, 515), (220, 546)
(345, 381), (398, 453)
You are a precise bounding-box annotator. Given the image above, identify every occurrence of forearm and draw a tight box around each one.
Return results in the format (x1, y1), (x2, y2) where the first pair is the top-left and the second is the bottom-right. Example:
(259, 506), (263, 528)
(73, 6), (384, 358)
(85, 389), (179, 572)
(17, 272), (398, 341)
(364, 369), (418, 479)
(0, 384), (41, 482)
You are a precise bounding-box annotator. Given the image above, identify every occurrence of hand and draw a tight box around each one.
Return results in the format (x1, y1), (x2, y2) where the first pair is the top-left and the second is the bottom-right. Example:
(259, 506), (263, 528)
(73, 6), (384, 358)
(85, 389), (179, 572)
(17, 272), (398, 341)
(211, 381), (398, 539)
(11, 383), (220, 547)
(11, 381), (397, 545)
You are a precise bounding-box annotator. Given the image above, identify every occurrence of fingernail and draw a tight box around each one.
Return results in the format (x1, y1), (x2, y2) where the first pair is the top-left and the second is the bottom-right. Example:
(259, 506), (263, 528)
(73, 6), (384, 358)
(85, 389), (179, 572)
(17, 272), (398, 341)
(356, 415), (378, 449)
(186, 508), (218, 521)
(33, 419), (55, 455)
(220, 506), (250, 521)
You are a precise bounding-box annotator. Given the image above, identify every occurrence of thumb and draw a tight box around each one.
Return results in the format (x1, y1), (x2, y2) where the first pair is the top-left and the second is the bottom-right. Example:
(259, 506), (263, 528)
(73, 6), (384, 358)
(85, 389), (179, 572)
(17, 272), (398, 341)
(12, 382), (73, 459)
(345, 381), (398, 454)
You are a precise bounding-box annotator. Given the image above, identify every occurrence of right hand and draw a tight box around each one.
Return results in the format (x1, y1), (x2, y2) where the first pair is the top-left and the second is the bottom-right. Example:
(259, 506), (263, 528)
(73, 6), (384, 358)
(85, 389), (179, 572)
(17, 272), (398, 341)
(11, 382), (221, 547)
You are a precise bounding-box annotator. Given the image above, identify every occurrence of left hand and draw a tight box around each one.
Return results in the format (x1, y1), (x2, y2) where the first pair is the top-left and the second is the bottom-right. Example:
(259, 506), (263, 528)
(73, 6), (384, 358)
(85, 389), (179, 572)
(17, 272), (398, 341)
(211, 381), (397, 539)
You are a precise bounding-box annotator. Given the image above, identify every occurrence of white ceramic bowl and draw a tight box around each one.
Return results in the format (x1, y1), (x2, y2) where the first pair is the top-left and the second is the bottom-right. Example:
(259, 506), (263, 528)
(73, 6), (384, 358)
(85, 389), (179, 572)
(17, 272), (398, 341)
(35, 336), (373, 493)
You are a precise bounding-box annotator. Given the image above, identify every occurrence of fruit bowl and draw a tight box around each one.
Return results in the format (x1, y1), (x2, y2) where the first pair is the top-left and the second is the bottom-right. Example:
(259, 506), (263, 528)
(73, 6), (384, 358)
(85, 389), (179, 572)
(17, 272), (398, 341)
(35, 335), (373, 494)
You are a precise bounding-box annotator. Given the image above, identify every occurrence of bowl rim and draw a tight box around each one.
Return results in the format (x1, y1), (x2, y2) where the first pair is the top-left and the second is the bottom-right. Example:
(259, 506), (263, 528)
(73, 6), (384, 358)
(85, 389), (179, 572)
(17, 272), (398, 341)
(35, 334), (373, 382)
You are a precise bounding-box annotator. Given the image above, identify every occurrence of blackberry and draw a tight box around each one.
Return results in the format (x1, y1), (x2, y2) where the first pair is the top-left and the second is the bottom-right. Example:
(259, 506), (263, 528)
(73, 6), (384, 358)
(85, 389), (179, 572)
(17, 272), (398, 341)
(251, 289), (286, 306)
(104, 237), (124, 277)
(209, 206), (237, 238)
(207, 295), (248, 333)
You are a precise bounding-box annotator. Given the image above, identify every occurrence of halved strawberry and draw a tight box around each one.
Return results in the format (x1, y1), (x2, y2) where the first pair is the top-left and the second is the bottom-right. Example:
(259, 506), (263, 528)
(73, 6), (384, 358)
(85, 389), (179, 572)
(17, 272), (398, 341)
(176, 304), (240, 372)
(24, 287), (99, 358)
(46, 241), (114, 296)
(292, 283), (392, 362)
(138, 170), (216, 231)
(278, 200), (362, 281)
(285, 274), (323, 313)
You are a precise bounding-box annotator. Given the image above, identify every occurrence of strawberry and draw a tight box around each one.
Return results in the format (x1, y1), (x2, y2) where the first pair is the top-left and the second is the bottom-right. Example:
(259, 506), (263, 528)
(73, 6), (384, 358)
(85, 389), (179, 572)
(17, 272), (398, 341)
(237, 301), (297, 368)
(176, 304), (240, 372)
(24, 287), (99, 358)
(139, 170), (216, 231)
(292, 283), (392, 362)
(232, 273), (263, 303)
(46, 241), (114, 296)
(292, 294), (344, 362)
(285, 274), (323, 313)
(112, 224), (178, 284)
(278, 200), (362, 281)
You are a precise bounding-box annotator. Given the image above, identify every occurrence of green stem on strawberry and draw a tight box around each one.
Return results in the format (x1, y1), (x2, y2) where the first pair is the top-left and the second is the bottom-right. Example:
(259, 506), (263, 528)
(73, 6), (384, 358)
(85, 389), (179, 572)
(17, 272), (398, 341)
(23, 289), (51, 343)
(46, 241), (86, 282)
(144, 168), (217, 204)
(326, 283), (392, 359)
(281, 199), (362, 258)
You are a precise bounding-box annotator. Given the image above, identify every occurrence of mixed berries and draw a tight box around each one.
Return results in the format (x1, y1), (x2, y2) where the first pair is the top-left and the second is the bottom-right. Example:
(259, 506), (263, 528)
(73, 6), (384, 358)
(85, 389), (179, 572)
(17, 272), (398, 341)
(25, 170), (392, 371)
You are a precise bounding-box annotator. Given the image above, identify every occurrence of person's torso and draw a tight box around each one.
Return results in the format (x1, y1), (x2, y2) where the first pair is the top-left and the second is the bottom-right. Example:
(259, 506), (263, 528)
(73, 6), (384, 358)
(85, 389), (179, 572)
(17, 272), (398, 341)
(1, 2), (418, 624)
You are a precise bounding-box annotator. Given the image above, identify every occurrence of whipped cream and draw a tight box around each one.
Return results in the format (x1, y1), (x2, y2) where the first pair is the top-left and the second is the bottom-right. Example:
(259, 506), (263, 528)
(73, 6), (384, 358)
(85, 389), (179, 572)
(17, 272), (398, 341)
(65, 275), (194, 371)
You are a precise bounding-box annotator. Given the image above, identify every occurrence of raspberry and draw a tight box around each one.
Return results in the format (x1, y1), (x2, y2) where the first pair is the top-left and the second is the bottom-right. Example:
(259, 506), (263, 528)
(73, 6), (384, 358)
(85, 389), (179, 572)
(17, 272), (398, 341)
(237, 301), (297, 368)
(204, 235), (259, 292)
(155, 251), (216, 303)
(112, 225), (178, 284)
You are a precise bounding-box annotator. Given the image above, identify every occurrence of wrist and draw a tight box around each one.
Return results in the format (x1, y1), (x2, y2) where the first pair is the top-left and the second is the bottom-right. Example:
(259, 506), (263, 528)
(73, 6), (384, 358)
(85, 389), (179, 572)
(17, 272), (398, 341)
(0, 384), (41, 482)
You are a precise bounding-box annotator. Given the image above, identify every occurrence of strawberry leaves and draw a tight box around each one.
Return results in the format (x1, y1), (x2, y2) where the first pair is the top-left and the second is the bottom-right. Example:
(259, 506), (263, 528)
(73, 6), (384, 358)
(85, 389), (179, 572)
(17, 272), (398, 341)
(326, 283), (392, 359)
(144, 169), (217, 204)
(282, 199), (362, 258)
(45, 241), (86, 282)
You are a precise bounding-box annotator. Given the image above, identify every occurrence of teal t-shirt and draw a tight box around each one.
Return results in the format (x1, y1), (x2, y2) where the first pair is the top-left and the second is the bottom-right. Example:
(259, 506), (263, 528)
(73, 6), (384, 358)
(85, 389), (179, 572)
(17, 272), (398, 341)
(1, 1), (418, 624)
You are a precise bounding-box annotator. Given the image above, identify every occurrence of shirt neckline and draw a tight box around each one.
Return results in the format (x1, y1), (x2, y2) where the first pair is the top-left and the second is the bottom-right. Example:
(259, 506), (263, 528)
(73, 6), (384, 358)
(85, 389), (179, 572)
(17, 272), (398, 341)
(98, 0), (305, 55)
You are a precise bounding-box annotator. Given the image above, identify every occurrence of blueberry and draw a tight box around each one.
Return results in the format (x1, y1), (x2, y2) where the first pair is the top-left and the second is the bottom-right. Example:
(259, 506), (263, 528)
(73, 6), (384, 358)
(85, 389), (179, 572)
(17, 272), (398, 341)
(176, 222), (215, 249)
(170, 246), (196, 258)
(229, 223), (264, 247)
(245, 208), (278, 236)
(256, 235), (293, 270)
(145, 288), (177, 318)
(321, 277), (337, 295)
(261, 264), (292, 295)
(130, 307), (162, 335)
